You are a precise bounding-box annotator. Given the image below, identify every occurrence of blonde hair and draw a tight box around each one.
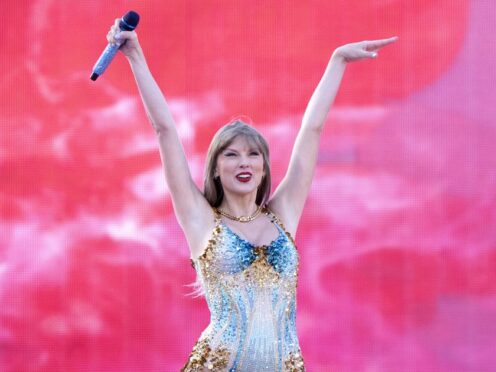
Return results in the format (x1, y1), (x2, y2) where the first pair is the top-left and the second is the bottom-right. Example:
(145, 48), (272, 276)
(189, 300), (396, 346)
(203, 118), (271, 207)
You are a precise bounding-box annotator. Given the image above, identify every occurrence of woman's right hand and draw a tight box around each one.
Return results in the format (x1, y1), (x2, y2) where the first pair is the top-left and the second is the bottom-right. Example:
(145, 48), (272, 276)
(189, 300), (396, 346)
(106, 18), (142, 59)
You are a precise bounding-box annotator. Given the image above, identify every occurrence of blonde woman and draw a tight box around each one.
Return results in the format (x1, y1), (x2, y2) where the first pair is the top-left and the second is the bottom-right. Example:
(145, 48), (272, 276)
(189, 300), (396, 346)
(107, 18), (397, 372)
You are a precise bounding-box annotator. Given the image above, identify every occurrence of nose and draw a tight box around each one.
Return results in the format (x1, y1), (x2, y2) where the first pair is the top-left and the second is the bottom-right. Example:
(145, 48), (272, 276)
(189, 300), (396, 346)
(238, 154), (251, 168)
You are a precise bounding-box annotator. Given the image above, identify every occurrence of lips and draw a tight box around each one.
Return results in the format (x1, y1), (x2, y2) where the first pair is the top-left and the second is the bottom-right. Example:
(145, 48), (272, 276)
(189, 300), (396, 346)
(235, 172), (252, 183)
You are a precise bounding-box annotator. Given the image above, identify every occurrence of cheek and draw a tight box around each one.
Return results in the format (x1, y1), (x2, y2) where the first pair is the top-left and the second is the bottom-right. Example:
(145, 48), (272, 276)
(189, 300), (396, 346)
(217, 160), (234, 175)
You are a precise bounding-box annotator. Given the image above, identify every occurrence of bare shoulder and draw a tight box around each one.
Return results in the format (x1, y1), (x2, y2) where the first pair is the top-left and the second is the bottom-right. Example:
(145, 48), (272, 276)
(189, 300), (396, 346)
(266, 197), (300, 238)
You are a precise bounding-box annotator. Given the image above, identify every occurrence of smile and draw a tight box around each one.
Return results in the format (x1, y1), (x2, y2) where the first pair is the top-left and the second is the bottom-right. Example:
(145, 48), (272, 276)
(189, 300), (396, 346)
(235, 172), (252, 183)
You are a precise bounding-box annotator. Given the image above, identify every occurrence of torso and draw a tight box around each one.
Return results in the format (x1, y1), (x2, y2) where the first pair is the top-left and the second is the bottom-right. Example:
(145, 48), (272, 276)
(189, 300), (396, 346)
(182, 206), (305, 371)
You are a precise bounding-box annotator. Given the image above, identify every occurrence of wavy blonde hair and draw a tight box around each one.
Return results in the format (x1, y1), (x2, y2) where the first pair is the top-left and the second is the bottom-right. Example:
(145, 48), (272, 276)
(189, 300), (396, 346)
(203, 118), (271, 207)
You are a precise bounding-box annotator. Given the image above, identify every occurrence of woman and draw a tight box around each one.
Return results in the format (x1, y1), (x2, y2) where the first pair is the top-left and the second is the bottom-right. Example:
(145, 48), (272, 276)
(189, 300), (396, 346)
(107, 19), (397, 372)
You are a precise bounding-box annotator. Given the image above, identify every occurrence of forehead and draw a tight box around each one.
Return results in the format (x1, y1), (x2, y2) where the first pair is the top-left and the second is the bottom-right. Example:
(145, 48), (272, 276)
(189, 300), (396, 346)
(225, 135), (260, 150)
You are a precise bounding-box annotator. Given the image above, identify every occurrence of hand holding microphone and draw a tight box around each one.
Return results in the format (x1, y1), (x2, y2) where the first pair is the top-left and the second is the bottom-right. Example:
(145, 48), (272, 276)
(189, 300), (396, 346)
(90, 11), (140, 81)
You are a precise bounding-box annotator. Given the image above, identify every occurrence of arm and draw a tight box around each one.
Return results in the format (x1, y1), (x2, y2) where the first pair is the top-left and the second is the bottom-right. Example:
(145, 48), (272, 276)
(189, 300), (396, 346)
(109, 21), (212, 233)
(269, 37), (398, 235)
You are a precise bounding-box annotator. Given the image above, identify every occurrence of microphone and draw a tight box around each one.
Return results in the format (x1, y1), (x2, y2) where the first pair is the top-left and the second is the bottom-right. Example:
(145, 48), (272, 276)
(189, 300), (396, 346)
(90, 11), (140, 81)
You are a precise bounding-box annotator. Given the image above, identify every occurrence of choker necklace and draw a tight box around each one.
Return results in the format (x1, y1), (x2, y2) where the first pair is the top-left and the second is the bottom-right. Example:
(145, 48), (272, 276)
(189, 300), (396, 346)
(217, 205), (262, 222)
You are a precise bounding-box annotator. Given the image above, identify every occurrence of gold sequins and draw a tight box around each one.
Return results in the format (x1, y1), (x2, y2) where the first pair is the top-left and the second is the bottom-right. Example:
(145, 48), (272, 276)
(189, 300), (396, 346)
(263, 207), (297, 246)
(284, 350), (306, 371)
(243, 253), (281, 287)
(181, 338), (230, 371)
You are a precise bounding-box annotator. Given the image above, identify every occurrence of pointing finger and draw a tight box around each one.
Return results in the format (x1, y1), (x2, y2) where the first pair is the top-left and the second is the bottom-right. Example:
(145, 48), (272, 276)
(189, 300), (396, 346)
(366, 36), (399, 50)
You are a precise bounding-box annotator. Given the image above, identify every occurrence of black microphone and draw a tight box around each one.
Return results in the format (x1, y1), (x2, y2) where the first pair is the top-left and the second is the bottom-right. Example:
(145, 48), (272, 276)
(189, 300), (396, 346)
(90, 11), (140, 81)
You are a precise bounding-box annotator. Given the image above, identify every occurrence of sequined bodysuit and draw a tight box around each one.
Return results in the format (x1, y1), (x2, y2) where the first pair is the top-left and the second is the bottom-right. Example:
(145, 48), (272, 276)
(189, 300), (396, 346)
(181, 207), (305, 371)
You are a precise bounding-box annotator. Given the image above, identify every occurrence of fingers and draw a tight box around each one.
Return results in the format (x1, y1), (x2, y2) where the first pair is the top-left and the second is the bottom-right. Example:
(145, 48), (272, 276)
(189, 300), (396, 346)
(114, 31), (136, 43)
(106, 18), (136, 45)
(106, 32), (119, 45)
(366, 36), (399, 50)
(106, 19), (120, 44)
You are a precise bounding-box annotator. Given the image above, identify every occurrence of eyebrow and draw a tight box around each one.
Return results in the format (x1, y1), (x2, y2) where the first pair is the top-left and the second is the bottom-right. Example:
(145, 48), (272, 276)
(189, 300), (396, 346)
(224, 147), (260, 152)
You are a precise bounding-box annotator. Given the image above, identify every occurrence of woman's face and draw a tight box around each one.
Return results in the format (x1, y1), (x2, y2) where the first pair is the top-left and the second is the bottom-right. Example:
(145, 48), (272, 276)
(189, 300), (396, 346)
(215, 135), (265, 199)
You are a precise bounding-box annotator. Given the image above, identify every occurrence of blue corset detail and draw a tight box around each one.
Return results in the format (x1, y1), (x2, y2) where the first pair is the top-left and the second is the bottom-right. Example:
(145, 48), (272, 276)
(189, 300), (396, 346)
(220, 221), (295, 276)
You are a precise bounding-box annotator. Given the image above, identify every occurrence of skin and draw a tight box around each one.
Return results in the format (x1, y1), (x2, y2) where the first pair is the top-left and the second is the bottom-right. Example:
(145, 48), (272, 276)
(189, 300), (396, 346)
(107, 19), (398, 259)
(215, 136), (265, 208)
(214, 136), (279, 246)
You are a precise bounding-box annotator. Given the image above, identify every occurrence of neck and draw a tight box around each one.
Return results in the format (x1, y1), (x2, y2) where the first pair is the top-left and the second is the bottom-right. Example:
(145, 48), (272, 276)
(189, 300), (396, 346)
(219, 192), (259, 217)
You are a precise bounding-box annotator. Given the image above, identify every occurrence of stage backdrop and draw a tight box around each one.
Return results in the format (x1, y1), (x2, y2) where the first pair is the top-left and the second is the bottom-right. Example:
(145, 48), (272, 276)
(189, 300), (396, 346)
(1, 1), (496, 371)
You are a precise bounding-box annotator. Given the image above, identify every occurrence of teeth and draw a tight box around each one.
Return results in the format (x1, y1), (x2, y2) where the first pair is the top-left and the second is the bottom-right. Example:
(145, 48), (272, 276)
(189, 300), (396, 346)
(237, 174), (251, 179)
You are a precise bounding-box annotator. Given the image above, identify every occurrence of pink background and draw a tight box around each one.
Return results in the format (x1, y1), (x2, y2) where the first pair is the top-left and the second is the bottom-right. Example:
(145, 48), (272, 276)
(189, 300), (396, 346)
(1, 1), (496, 371)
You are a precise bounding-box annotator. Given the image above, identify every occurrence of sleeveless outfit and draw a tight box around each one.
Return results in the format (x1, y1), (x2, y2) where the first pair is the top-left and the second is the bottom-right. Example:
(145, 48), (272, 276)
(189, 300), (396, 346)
(181, 207), (305, 372)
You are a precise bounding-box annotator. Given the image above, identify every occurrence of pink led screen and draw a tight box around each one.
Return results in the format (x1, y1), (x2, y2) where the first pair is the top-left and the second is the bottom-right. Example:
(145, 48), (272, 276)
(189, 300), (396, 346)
(1, 1), (495, 371)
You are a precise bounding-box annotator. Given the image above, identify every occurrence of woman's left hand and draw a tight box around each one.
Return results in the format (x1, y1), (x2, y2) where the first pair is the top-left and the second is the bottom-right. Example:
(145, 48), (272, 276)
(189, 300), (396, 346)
(333, 36), (399, 63)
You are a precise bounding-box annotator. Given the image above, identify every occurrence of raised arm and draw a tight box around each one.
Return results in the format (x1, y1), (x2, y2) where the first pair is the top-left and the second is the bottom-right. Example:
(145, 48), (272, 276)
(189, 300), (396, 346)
(108, 20), (212, 233)
(269, 37), (398, 235)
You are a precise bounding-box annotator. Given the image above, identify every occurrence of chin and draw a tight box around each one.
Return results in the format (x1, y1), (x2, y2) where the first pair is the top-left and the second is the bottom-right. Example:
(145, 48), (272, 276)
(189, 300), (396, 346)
(225, 183), (259, 196)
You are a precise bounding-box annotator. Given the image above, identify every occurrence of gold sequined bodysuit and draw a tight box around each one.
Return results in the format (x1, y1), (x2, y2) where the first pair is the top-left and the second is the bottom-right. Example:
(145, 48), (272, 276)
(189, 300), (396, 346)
(181, 207), (305, 371)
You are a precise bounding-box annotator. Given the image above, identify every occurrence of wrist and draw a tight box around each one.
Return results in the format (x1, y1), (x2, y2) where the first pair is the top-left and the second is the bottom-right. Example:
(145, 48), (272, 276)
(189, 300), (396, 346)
(126, 47), (145, 65)
(331, 49), (347, 64)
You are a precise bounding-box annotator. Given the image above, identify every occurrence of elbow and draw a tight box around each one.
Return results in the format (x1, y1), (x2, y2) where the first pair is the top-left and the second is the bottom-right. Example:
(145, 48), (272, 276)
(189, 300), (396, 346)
(149, 117), (171, 136)
(152, 124), (165, 136)
(154, 126), (171, 138)
(302, 114), (326, 133)
(302, 120), (325, 134)
(312, 124), (324, 134)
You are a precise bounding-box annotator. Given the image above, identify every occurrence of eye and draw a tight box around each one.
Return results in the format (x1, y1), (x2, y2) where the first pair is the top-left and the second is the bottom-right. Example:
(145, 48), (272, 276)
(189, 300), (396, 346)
(224, 152), (236, 157)
(250, 151), (260, 156)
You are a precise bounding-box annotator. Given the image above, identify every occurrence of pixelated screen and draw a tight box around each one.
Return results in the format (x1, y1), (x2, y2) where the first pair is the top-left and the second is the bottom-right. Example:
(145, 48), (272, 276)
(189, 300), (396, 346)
(1, 1), (496, 371)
